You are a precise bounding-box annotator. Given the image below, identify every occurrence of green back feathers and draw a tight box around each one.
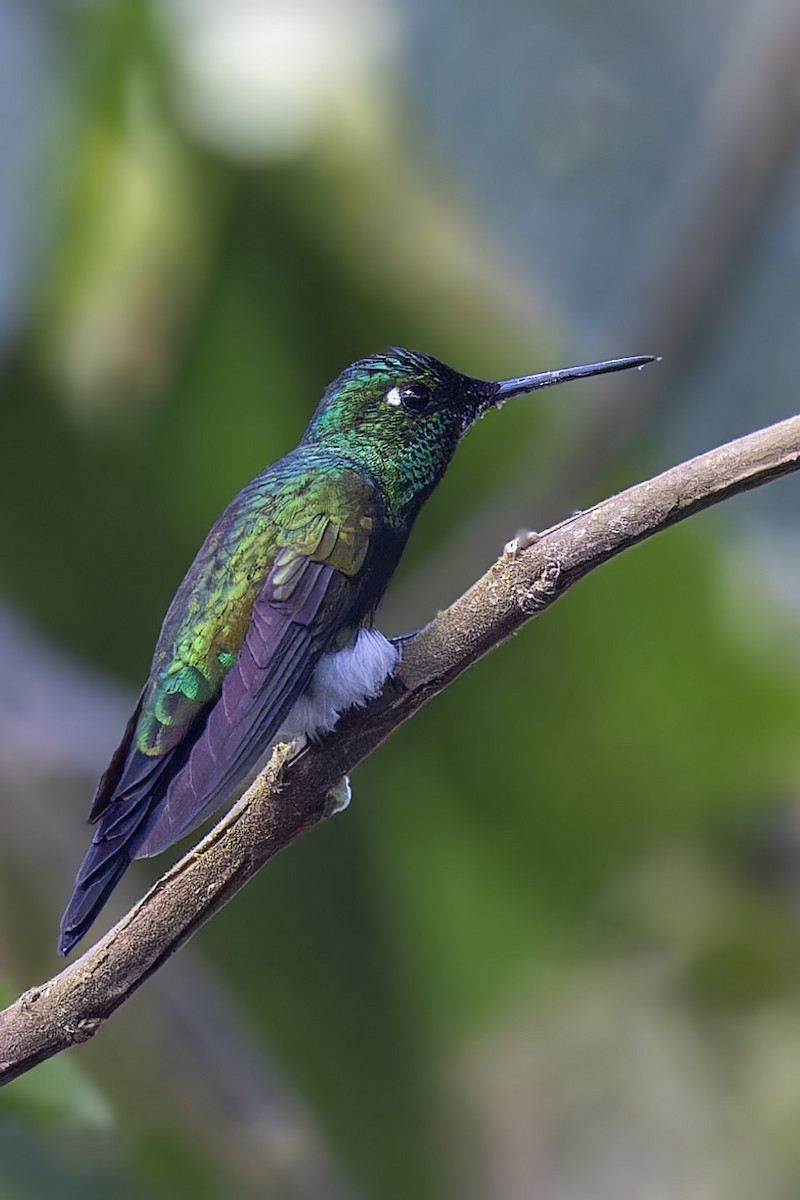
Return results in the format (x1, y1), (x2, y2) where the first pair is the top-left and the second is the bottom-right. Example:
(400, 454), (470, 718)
(134, 464), (382, 759)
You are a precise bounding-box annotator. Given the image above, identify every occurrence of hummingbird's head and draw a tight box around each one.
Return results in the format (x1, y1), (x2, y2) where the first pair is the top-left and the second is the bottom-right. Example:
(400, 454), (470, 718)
(301, 347), (655, 523)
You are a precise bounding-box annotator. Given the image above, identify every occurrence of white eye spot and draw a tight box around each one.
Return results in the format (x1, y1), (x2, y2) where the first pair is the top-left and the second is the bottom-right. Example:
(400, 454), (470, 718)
(385, 386), (403, 407)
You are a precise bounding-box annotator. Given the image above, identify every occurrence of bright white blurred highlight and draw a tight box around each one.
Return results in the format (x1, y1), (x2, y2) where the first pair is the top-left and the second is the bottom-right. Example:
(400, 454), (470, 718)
(163, 0), (397, 160)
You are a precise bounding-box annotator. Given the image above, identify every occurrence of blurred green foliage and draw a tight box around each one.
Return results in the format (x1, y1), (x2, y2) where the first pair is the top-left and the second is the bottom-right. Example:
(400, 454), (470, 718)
(4, 2), (800, 1199)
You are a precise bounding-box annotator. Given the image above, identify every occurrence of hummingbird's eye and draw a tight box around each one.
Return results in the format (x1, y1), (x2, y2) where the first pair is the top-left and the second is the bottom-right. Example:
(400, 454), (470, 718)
(385, 382), (431, 414)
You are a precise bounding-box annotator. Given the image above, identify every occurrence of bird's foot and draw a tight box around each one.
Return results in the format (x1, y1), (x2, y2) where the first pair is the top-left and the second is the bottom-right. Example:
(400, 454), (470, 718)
(288, 732), (308, 760)
(324, 774), (352, 816)
(390, 630), (417, 648)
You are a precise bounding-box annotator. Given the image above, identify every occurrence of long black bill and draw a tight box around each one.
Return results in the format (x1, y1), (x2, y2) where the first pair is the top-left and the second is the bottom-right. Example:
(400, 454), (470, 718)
(494, 355), (657, 403)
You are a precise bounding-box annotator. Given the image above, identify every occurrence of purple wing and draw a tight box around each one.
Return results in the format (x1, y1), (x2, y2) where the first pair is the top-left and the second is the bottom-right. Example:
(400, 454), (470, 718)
(58, 554), (350, 955)
(133, 557), (339, 856)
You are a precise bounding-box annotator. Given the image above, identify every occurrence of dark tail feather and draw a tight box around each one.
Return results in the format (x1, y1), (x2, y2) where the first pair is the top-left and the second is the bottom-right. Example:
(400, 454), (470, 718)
(57, 833), (139, 956)
(88, 689), (146, 822)
(58, 748), (186, 956)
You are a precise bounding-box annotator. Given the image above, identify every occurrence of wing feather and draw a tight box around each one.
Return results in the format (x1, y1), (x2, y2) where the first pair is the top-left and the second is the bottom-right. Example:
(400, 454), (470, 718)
(134, 558), (341, 856)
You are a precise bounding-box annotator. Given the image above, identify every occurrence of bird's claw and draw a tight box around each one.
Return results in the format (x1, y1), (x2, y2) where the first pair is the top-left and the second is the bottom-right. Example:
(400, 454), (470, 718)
(324, 775), (352, 816)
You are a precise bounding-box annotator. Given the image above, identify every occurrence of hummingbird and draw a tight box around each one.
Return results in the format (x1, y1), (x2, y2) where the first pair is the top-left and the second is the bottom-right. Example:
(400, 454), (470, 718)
(58, 347), (654, 955)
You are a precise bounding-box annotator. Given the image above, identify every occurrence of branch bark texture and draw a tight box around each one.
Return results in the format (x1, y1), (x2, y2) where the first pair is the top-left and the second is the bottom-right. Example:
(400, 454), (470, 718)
(2, 412), (800, 1082)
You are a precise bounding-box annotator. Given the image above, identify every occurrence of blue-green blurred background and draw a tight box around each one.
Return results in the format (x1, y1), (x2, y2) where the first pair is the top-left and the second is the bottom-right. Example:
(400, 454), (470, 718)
(3, 1), (800, 1197)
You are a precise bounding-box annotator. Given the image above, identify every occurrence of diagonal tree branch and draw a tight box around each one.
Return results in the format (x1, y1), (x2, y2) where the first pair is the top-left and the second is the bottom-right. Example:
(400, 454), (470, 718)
(2, 411), (800, 1083)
